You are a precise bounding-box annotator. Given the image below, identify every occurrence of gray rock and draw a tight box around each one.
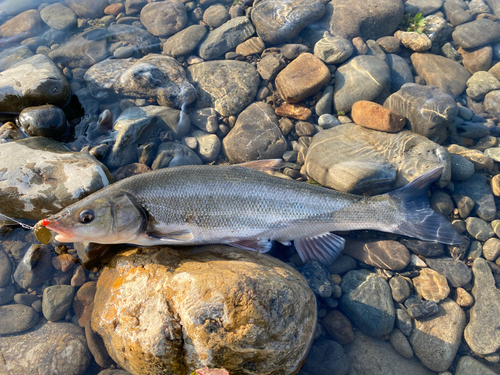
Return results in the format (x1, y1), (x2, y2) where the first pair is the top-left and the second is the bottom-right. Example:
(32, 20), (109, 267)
(40, 3), (76, 30)
(162, 25), (207, 57)
(0, 304), (38, 334)
(318, 114), (341, 129)
(299, 261), (333, 298)
(453, 18), (500, 49)
(252, 0), (325, 44)
(198, 16), (255, 60)
(409, 298), (465, 372)
(443, 0), (472, 26)
(0, 137), (112, 219)
(466, 71), (500, 100)
(140, 0), (187, 37)
(304, 124), (450, 194)
(450, 154), (476, 181)
(14, 293), (40, 306)
(464, 257), (500, 354)
(85, 321), (114, 368)
(387, 53), (414, 92)
(340, 269), (395, 336)
(396, 308), (413, 336)
(465, 217), (495, 241)
(190, 130), (220, 163)
(42, 285), (74, 322)
(405, 0), (443, 15)
(334, 56), (390, 113)
(0, 249), (12, 288)
(399, 239), (445, 257)
(314, 35), (353, 64)
(0, 46), (33, 71)
(203, 4), (229, 28)
(256, 53), (286, 81)
(151, 141), (202, 169)
(483, 238), (500, 262)
(0, 0), (40, 16)
(189, 108), (219, 134)
(301, 340), (349, 375)
(405, 296), (439, 319)
(18, 104), (68, 139)
(315, 86), (334, 116)
(13, 244), (53, 289)
(0, 9), (41, 40)
(484, 90), (500, 119)
(222, 102), (286, 163)
(186, 60), (260, 116)
(0, 54), (70, 112)
(114, 46), (135, 59)
(455, 174), (496, 221)
(384, 83), (457, 143)
(107, 23), (161, 55)
(327, 255), (357, 275)
(389, 276), (411, 303)
(484, 147), (500, 162)
(455, 356), (498, 375)
(389, 328), (413, 358)
(0, 322), (90, 374)
(65, 0), (108, 18)
(425, 257), (472, 287)
(430, 191), (454, 216)
(453, 194), (475, 219)
(344, 239), (411, 271)
(0, 286), (15, 305)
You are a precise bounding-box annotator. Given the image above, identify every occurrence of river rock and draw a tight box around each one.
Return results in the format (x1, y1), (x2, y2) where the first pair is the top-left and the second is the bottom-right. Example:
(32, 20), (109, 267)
(405, 0), (443, 15)
(384, 83), (458, 143)
(257, 53), (287, 81)
(454, 174), (496, 221)
(0, 322), (90, 374)
(0, 249), (12, 288)
(387, 53), (414, 92)
(409, 298), (466, 372)
(300, 340), (349, 375)
(251, 0), (325, 44)
(92, 246), (316, 375)
(198, 16), (255, 60)
(151, 141), (202, 169)
(107, 23), (161, 55)
(223, 102), (286, 163)
(334, 55), (391, 113)
(485, 90), (500, 119)
(203, 4), (229, 28)
(235, 36), (266, 56)
(85, 54), (196, 108)
(455, 356), (499, 375)
(351, 100), (405, 132)
(0, 304), (38, 334)
(40, 3), (77, 30)
(0, 45), (33, 71)
(0, 54), (70, 112)
(464, 257), (500, 354)
(459, 45), (493, 74)
(452, 18), (500, 49)
(18, 104), (68, 139)
(275, 53), (330, 103)
(389, 276), (411, 303)
(340, 269), (394, 336)
(314, 35), (353, 64)
(399, 32), (432, 52)
(411, 53), (471, 97)
(13, 244), (53, 289)
(443, 0), (472, 26)
(425, 257), (472, 287)
(322, 310), (355, 345)
(73, 281), (97, 327)
(0, 9), (41, 40)
(42, 285), (75, 322)
(448, 144), (494, 171)
(186, 60), (260, 116)
(343, 239), (411, 271)
(0, 0), (40, 16)
(140, 0), (187, 37)
(0, 137), (112, 219)
(65, 0), (108, 19)
(413, 268), (450, 302)
(190, 130), (220, 163)
(162, 25), (207, 57)
(304, 124), (450, 194)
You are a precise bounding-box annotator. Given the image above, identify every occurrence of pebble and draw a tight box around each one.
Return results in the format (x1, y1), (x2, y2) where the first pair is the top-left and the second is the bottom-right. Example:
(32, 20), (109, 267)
(85, 320), (114, 367)
(51, 253), (76, 273)
(483, 238), (500, 262)
(455, 287), (474, 307)
(235, 37), (265, 56)
(322, 310), (354, 345)
(448, 144), (494, 171)
(399, 31), (432, 52)
(450, 154), (475, 181)
(190, 130), (220, 163)
(430, 191), (454, 217)
(0, 285), (15, 305)
(73, 281), (97, 327)
(465, 217), (495, 241)
(275, 103), (312, 121)
(492, 175), (500, 196)
(203, 4), (229, 28)
(0, 249), (11, 288)
(412, 268), (450, 302)
(377, 36), (400, 53)
(344, 240), (411, 271)
(452, 18), (500, 49)
(42, 285), (75, 322)
(460, 45), (493, 75)
(404, 296), (439, 320)
(140, 0), (187, 37)
(314, 35), (353, 64)
(411, 254), (428, 268)
(299, 261), (333, 298)
(453, 195), (474, 219)
(13, 244), (53, 289)
(301, 340), (349, 375)
(257, 53), (286, 81)
(455, 356), (498, 375)
(466, 72), (500, 100)
(389, 275), (411, 303)
(0, 304), (39, 334)
(14, 293), (40, 306)
(389, 328), (413, 358)
(162, 25), (207, 57)
(400, 239), (445, 257)
(454, 174), (496, 221)
(151, 142), (202, 169)
(396, 308), (413, 336)
(485, 90), (500, 119)
(467, 240), (483, 261)
(351, 100), (405, 132)
(425, 257), (472, 288)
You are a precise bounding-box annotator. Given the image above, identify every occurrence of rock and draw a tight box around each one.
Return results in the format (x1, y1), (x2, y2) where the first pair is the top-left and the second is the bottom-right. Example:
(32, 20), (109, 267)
(0, 249), (12, 288)
(425, 257), (472, 287)
(85, 321), (114, 368)
(485, 90), (500, 119)
(464, 258), (500, 354)
(235, 36), (266, 56)
(105, 3), (124, 15)
(430, 190), (454, 217)
(162, 25), (207, 57)
(300, 340), (349, 375)
(455, 174), (496, 221)
(330, 0), (404, 40)
(187, 60), (260, 116)
(484, 147), (500, 162)
(85, 54), (196, 108)
(483, 238), (500, 261)
(0, 304), (38, 334)
(92, 246), (316, 374)
(71, 266), (87, 287)
(0, 46), (32, 71)
(389, 275), (411, 303)
(198, 17), (255, 60)
(396, 308), (413, 336)
(190, 130), (220, 163)
(389, 328), (413, 358)
(405, 297), (440, 319)
(0, 322), (90, 374)
(0, 0), (40, 16)
(413, 268), (450, 302)
(452, 19), (500, 49)
(365, 39), (387, 62)
(52, 254), (76, 273)
(351, 100), (405, 132)
(409, 298), (465, 372)
(448, 144), (494, 170)
(42, 285), (74, 322)
(189, 108), (219, 134)
(399, 32), (432, 52)
(455, 356), (498, 375)
(344, 239), (411, 271)
(107, 23), (161, 55)
(315, 86), (334, 116)
(410, 53), (471, 97)
(256, 53), (287, 81)
(455, 287), (474, 307)
(387, 54), (414, 92)
(466, 72), (500, 101)
(399, 239), (445, 257)
(298, 261), (333, 298)
(493, 174), (500, 196)
(322, 310), (354, 345)
(450, 154), (475, 181)
(344, 330), (435, 375)
(251, 0), (325, 44)
(13, 244), (52, 289)
(0, 54), (70, 113)
(40, 3), (76, 30)
(304, 124), (450, 194)
(340, 269), (394, 336)
(140, 0), (187, 37)
(151, 142), (202, 169)
(0, 9), (41, 40)
(327, 255), (357, 275)
(314, 35), (353, 64)
(384, 83), (458, 143)
(18, 104), (68, 139)
(443, 0), (472, 26)
(377, 36), (401, 53)
(334, 56), (390, 113)
(203, 4), (229, 28)
(222, 102), (286, 163)
(459, 46), (493, 74)
(113, 163), (151, 180)
(73, 281), (97, 328)
(0, 286), (15, 305)
(276, 103), (312, 120)
(0, 137), (112, 219)
(405, 0), (443, 15)
(65, 0), (107, 18)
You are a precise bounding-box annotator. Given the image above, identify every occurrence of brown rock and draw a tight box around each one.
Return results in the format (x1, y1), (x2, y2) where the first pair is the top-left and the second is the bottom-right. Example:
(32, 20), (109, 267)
(458, 46), (493, 74)
(448, 144), (494, 170)
(351, 100), (405, 132)
(275, 53), (330, 103)
(413, 268), (450, 302)
(71, 266), (87, 287)
(490, 62), (500, 81)
(73, 281), (96, 327)
(376, 36), (400, 53)
(112, 163), (151, 181)
(235, 37), (265, 56)
(85, 321), (114, 367)
(491, 174), (500, 196)
(51, 254), (77, 273)
(455, 287), (474, 307)
(322, 310), (354, 344)
(92, 246), (316, 375)
(104, 3), (124, 15)
(275, 103), (312, 120)
(343, 239), (411, 271)
(0, 9), (41, 39)
(352, 37), (368, 55)
(399, 32), (432, 52)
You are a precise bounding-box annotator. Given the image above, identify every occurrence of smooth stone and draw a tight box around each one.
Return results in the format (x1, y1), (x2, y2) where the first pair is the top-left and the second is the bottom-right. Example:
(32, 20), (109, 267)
(466, 217), (495, 240)
(222, 102), (286, 163)
(425, 14), (454, 45)
(452, 18), (500, 49)
(351, 100), (405, 132)
(443, 0), (472, 26)
(455, 174), (496, 221)
(464, 258), (500, 354)
(92, 246), (316, 374)
(186, 60), (260, 116)
(198, 17), (255, 60)
(315, 86), (334, 116)
(299, 261), (333, 298)
(409, 298), (466, 372)
(365, 39), (387, 62)
(304, 124), (450, 194)
(396, 308), (413, 336)
(334, 55), (390, 113)
(405, 0), (443, 15)
(279, 43), (309, 59)
(485, 90), (500, 119)
(18, 104), (67, 139)
(275, 53), (330, 103)
(340, 269), (395, 337)
(455, 287), (474, 307)
(377, 36), (401, 53)
(0, 304), (38, 334)
(162, 25), (207, 57)
(107, 23), (160, 55)
(0, 249), (12, 288)
(13, 244), (53, 289)
(330, 0), (404, 40)
(466, 71), (500, 100)
(399, 32), (432, 52)
(483, 238), (500, 261)
(387, 54), (414, 92)
(485, 147), (500, 162)
(459, 46), (493, 74)
(65, 0), (107, 18)
(190, 130), (221, 163)
(450, 154), (475, 181)
(0, 0), (40, 16)
(425, 257), (472, 287)
(235, 36), (266, 56)
(85, 321), (114, 367)
(139, 0), (187, 37)
(113, 46), (135, 59)
(251, 0), (325, 44)
(276, 103), (312, 120)
(105, 3), (124, 15)
(389, 275), (411, 303)
(327, 255), (357, 275)
(453, 194), (475, 219)
(405, 297), (440, 320)
(448, 144), (494, 170)
(412, 268), (450, 302)
(203, 4), (229, 28)
(71, 266), (87, 287)
(42, 285), (74, 322)
(430, 191), (454, 217)
(0, 322), (90, 374)
(0, 45), (33, 71)
(344, 239), (411, 271)
(314, 35), (353, 64)
(40, 3), (76, 30)
(493, 175), (500, 196)
(73, 281), (97, 328)
(322, 310), (354, 345)
(456, 356), (499, 375)
(389, 328), (413, 358)
(399, 239), (445, 257)
(256, 53), (286, 81)
(151, 142), (202, 169)
(0, 286), (15, 305)
(189, 108), (219, 134)
(0, 9), (41, 39)
(300, 340), (349, 375)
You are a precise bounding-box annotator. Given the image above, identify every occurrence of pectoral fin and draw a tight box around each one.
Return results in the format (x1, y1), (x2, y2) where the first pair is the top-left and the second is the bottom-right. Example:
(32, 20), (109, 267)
(294, 232), (345, 265)
(146, 228), (194, 242)
(228, 239), (273, 253)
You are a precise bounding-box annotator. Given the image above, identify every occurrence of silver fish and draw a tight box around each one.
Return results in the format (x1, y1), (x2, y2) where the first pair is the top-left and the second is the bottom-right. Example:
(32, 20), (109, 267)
(40, 161), (461, 264)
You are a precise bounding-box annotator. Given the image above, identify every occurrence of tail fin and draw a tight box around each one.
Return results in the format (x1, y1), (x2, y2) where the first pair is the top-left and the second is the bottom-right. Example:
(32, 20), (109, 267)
(388, 167), (462, 245)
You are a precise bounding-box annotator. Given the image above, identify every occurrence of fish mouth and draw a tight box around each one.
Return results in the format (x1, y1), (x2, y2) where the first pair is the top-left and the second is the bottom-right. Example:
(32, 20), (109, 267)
(41, 219), (76, 242)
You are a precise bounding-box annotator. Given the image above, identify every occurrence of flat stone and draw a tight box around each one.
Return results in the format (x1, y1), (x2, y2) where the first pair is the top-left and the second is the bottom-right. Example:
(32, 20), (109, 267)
(405, 297), (440, 320)
(483, 238), (500, 261)
(203, 4), (229, 28)
(425, 257), (472, 287)
(455, 356), (499, 375)
(276, 103), (312, 120)
(399, 32), (432, 52)
(466, 72), (500, 101)
(107, 23), (161, 55)
(65, 0), (108, 19)
(40, 3), (77, 30)
(42, 285), (74, 322)
(235, 37), (266, 56)
(314, 35), (353, 64)
(256, 53), (286, 81)
(413, 268), (450, 302)
(460, 46), (493, 74)
(405, 0), (443, 15)
(409, 298), (466, 372)
(301, 340), (349, 375)
(0, 304), (38, 334)
(344, 239), (411, 271)
(485, 90), (500, 119)
(162, 25), (207, 57)
(0, 46), (32, 71)
(399, 239), (445, 257)
(0, 9), (41, 39)
(455, 287), (474, 307)
(430, 191), (454, 216)
(351, 100), (405, 132)
(389, 275), (411, 303)
(464, 257), (500, 355)
(190, 130), (220, 163)
(13, 244), (53, 289)
(443, 0), (472, 26)
(450, 154), (475, 181)
(387, 54), (414, 92)
(315, 85), (334, 116)
(140, 0), (187, 37)
(455, 174), (496, 221)
(452, 18), (500, 49)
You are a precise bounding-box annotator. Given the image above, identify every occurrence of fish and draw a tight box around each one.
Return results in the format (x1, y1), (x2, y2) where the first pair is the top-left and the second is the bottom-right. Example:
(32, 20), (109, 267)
(39, 160), (461, 265)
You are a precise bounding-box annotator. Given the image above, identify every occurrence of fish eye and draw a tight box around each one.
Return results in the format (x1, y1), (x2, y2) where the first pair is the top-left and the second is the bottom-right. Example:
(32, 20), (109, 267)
(79, 209), (95, 224)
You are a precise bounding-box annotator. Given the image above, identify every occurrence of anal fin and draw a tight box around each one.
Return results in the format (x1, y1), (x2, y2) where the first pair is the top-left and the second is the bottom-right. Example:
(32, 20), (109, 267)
(146, 228), (194, 242)
(228, 239), (273, 253)
(294, 232), (345, 265)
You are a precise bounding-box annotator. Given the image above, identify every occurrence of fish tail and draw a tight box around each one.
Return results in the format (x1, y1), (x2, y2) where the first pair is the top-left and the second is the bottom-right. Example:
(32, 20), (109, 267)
(388, 167), (462, 245)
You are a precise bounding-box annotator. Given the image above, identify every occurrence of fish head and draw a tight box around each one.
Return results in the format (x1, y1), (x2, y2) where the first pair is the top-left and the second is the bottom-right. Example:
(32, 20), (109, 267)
(40, 192), (146, 244)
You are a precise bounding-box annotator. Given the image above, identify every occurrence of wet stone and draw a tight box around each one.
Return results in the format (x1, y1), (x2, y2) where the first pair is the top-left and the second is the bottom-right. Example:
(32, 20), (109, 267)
(454, 174), (496, 221)
(484, 147), (500, 162)
(405, 296), (439, 320)
(18, 104), (67, 139)
(151, 142), (202, 170)
(299, 261), (333, 298)
(107, 23), (161, 55)
(315, 86), (333, 116)
(162, 25), (207, 57)
(65, 0), (108, 19)
(85, 321), (114, 368)
(377, 36), (401, 53)
(448, 144), (494, 171)
(452, 18), (500, 49)
(257, 53), (287, 81)
(40, 3), (77, 31)
(327, 255), (357, 275)
(344, 240), (411, 271)
(448, 235), (471, 260)
(466, 217), (495, 240)
(140, 0), (187, 37)
(396, 308), (413, 336)
(430, 191), (454, 217)
(389, 328), (413, 358)
(460, 46), (493, 75)
(301, 340), (349, 375)
(0, 46), (32, 71)
(190, 130), (220, 163)
(443, 0), (472, 26)
(0, 9), (41, 40)
(13, 245), (52, 289)
(276, 103), (312, 121)
(456, 356), (498, 375)
(42, 285), (74, 322)
(453, 194), (475, 219)
(450, 154), (475, 181)
(203, 4), (229, 28)
(322, 310), (355, 345)
(389, 275), (411, 303)
(412, 268), (450, 302)
(0, 304), (38, 334)
(483, 238), (500, 261)
(351, 100), (405, 133)
(0, 249), (12, 288)
(425, 257), (472, 288)
(314, 35), (353, 64)
(73, 281), (97, 327)
(485, 90), (500, 119)
(399, 32), (432, 52)
(455, 287), (474, 307)
(400, 239), (445, 257)
(0, 286), (15, 305)
(466, 72), (500, 100)
(189, 108), (219, 134)
(14, 293), (40, 306)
